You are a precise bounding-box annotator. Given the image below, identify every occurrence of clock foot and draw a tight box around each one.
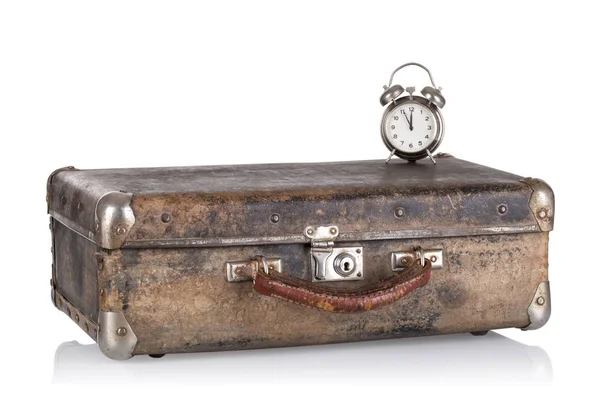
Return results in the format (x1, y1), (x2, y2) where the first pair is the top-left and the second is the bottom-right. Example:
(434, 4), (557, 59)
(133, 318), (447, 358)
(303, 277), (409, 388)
(385, 150), (396, 164)
(426, 149), (437, 165)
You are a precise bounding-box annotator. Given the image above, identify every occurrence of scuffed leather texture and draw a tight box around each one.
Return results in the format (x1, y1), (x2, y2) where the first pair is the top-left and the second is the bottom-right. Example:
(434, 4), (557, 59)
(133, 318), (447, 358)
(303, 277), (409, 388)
(251, 258), (432, 313)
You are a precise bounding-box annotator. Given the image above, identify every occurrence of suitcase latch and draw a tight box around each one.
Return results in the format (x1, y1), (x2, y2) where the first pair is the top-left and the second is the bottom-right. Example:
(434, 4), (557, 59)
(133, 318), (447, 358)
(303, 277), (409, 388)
(305, 225), (364, 282)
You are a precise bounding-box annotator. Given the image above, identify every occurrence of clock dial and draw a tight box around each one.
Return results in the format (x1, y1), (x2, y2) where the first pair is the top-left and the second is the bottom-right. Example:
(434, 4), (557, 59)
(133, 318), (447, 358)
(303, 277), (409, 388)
(384, 101), (437, 154)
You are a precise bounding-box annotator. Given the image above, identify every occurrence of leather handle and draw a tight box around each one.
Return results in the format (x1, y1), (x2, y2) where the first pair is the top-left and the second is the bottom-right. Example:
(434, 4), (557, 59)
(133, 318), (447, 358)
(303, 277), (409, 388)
(239, 257), (431, 313)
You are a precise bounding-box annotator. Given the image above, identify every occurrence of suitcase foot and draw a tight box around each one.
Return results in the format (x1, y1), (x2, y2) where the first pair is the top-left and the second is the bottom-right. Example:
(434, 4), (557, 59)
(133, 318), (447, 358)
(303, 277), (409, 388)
(470, 330), (489, 336)
(149, 354), (165, 358)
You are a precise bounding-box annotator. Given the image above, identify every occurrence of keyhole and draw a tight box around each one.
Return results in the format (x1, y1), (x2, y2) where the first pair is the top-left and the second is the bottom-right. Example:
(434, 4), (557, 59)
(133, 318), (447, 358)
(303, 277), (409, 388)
(343, 261), (351, 271)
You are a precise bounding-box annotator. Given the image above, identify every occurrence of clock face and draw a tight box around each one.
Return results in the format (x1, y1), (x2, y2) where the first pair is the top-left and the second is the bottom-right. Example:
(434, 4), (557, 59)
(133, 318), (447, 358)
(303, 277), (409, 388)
(383, 101), (438, 154)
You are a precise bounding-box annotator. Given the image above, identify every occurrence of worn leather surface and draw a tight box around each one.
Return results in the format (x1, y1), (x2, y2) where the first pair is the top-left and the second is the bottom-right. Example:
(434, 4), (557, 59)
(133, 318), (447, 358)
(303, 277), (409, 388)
(51, 157), (525, 195)
(250, 259), (431, 313)
(89, 233), (549, 355)
(48, 157), (539, 248)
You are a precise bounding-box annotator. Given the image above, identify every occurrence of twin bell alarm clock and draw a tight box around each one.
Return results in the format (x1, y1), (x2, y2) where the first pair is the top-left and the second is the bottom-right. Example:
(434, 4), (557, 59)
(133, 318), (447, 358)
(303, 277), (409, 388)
(379, 62), (446, 164)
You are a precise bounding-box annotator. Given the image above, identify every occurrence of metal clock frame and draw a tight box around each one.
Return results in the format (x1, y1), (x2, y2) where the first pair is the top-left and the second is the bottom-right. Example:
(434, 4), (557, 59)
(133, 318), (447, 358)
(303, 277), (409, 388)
(380, 96), (445, 162)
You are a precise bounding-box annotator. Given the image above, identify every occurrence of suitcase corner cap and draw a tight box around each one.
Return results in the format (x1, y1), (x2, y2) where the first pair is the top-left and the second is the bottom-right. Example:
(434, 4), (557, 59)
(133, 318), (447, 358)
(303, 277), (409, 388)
(520, 178), (554, 232)
(522, 281), (551, 331)
(94, 191), (136, 249)
(98, 311), (137, 360)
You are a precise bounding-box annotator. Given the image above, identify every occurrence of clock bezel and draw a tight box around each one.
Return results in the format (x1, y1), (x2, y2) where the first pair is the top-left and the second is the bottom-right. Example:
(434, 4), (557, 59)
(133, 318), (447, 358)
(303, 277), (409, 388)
(380, 96), (445, 161)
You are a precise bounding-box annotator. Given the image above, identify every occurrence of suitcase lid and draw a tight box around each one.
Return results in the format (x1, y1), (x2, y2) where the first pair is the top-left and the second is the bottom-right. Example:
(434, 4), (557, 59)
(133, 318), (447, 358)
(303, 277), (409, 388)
(47, 155), (554, 250)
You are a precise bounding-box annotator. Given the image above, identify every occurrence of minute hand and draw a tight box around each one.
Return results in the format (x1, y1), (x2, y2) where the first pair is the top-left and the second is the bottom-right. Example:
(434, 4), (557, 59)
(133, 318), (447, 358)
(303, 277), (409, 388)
(409, 111), (413, 131)
(403, 113), (411, 128)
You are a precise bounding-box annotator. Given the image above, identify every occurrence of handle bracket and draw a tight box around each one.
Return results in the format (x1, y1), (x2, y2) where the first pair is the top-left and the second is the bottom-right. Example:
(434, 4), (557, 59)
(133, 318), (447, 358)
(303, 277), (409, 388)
(227, 258), (282, 282)
(391, 248), (443, 271)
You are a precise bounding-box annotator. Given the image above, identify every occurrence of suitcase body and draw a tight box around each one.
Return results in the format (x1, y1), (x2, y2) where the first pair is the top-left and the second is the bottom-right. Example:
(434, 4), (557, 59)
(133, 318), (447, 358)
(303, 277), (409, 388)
(47, 155), (553, 360)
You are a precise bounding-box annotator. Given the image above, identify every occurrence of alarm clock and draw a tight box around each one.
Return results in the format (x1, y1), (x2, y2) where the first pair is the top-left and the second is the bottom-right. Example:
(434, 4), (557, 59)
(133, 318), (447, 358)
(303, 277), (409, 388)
(380, 62), (446, 164)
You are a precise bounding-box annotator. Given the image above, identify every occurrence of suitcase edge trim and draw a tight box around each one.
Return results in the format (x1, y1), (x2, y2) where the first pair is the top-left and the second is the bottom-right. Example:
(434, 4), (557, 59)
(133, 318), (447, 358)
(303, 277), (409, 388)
(51, 289), (98, 341)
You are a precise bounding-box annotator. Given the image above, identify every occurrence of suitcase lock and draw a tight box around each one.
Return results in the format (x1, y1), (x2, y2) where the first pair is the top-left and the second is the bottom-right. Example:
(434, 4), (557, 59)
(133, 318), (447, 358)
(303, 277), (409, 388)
(305, 225), (364, 282)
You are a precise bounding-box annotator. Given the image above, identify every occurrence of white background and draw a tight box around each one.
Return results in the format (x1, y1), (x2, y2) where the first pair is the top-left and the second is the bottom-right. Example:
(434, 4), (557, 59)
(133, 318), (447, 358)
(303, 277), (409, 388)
(1, 0), (598, 396)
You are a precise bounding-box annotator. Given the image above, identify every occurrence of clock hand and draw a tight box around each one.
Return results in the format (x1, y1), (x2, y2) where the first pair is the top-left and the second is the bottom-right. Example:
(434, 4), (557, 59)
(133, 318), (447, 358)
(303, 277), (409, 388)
(403, 113), (411, 128)
(409, 111), (413, 131)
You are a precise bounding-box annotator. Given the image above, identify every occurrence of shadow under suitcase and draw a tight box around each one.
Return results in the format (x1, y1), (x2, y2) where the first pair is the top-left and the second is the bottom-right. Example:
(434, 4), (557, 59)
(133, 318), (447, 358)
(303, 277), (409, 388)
(52, 332), (552, 384)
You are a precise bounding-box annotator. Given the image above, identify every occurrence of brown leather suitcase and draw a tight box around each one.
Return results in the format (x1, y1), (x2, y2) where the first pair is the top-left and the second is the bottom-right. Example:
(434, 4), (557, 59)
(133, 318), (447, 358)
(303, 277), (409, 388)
(47, 155), (553, 359)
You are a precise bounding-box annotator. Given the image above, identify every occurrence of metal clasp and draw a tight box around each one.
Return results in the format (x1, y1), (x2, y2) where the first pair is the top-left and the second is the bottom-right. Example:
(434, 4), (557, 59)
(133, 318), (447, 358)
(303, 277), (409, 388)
(305, 225), (364, 282)
(391, 247), (443, 271)
(226, 257), (282, 282)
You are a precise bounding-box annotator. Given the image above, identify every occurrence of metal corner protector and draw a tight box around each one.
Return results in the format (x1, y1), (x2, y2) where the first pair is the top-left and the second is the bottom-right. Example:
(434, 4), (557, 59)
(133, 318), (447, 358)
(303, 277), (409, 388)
(94, 191), (136, 249)
(521, 281), (551, 331)
(98, 310), (138, 360)
(520, 178), (555, 232)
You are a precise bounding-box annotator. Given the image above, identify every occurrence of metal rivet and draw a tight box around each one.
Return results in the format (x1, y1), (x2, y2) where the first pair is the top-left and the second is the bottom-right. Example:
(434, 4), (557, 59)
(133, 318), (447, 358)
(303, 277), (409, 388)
(94, 221), (100, 232)
(356, 249), (361, 254)
(60, 196), (67, 205)
(538, 209), (547, 219)
(77, 202), (84, 212)
(57, 297), (62, 307)
(116, 327), (127, 336)
(270, 213), (280, 223)
(431, 256), (437, 263)
(498, 205), (507, 214)
(357, 272), (362, 277)
(99, 288), (105, 295)
(330, 227), (337, 235)
(536, 296), (545, 305)
(394, 207), (405, 218)
(65, 307), (71, 317)
(84, 322), (89, 331)
(116, 226), (126, 235)
(401, 257), (409, 264)
(92, 329), (97, 337)
(74, 314), (80, 322)
(161, 213), (172, 223)
(307, 229), (314, 236)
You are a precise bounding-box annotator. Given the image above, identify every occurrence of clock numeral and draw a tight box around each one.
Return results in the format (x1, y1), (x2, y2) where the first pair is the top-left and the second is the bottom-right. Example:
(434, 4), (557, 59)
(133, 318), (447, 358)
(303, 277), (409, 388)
(409, 143), (414, 148)
(427, 125), (432, 130)
(425, 116), (430, 121)
(425, 135), (430, 139)
(409, 107), (415, 112)
(393, 134), (398, 139)
(399, 110), (406, 114)
(393, 116), (399, 121)
(391, 125), (395, 130)
(400, 141), (404, 145)
(418, 141), (423, 146)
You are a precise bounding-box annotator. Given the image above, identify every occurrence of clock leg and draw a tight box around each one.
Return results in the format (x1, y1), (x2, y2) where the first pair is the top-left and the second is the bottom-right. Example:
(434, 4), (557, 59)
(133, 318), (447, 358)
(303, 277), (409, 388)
(385, 149), (396, 164)
(426, 149), (437, 165)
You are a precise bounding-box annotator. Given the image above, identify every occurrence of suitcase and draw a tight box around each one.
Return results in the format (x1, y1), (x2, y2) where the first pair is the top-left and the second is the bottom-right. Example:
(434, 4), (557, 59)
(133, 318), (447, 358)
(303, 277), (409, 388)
(47, 155), (554, 360)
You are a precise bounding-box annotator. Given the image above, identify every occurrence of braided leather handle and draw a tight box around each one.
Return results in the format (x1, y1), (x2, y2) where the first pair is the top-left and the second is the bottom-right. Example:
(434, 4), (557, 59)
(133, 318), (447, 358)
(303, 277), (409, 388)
(239, 258), (431, 313)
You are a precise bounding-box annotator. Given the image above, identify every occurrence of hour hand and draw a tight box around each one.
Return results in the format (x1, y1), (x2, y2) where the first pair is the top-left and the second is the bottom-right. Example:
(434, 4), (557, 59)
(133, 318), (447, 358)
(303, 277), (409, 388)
(403, 112), (411, 127)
